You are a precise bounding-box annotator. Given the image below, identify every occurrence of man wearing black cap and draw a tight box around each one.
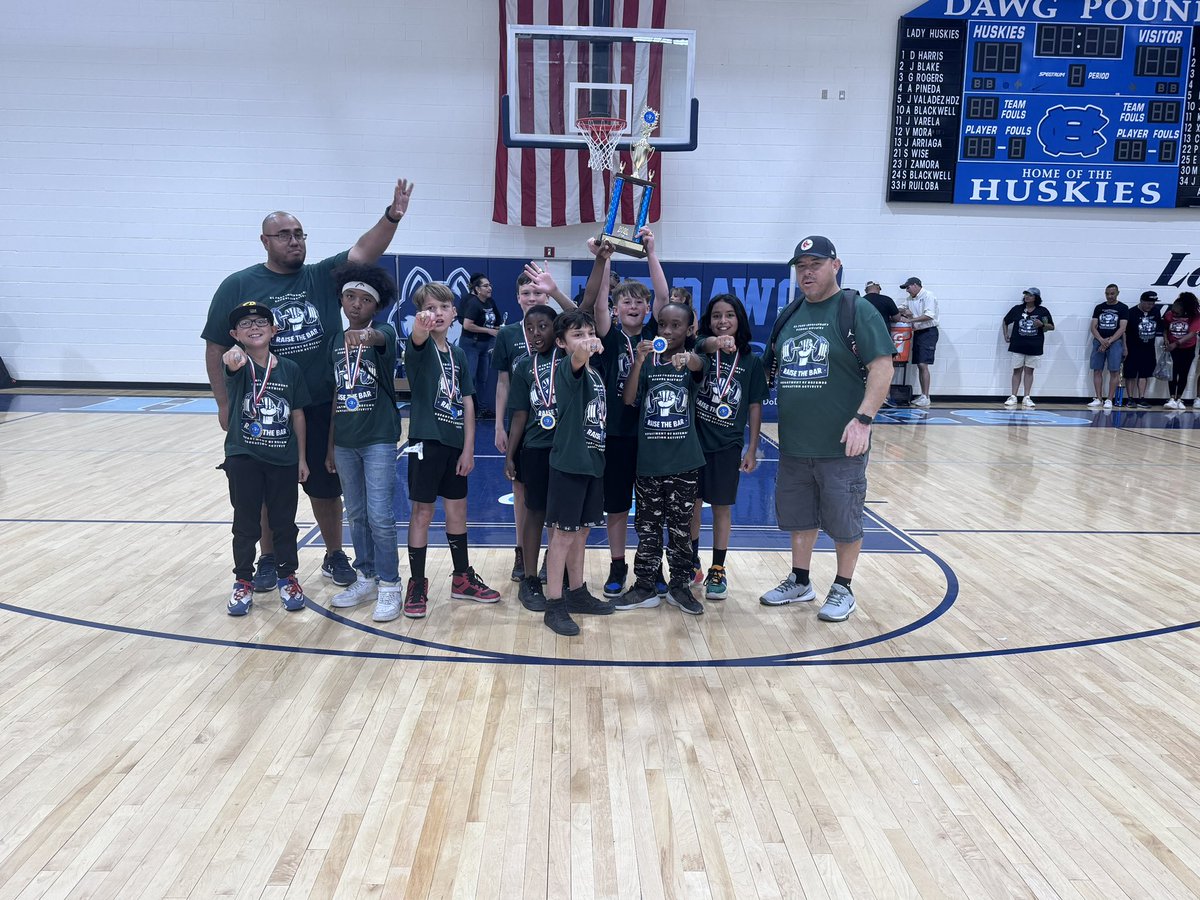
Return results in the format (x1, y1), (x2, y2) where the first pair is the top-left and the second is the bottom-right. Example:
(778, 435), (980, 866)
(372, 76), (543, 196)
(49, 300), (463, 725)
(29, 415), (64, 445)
(898, 276), (939, 406)
(759, 236), (895, 623)
(1124, 290), (1162, 408)
(1001, 288), (1054, 408)
(202, 178), (415, 593)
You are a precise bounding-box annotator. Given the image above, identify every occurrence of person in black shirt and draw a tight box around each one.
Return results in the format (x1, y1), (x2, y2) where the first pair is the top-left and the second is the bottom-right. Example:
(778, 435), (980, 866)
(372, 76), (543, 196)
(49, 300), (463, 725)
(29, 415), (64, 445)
(1088, 283), (1129, 409)
(1123, 290), (1163, 408)
(459, 273), (501, 418)
(1002, 288), (1054, 408)
(863, 282), (900, 323)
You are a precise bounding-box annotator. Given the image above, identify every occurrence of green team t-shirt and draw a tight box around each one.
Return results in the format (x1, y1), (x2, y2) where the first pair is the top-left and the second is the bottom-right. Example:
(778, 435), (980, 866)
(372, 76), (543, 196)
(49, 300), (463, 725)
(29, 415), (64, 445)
(600, 320), (657, 438)
(774, 292), (894, 458)
(509, 349), (561, 451)
(202, 251), (350, 403)
(403, 337), (475, 450)
(224, 355), (311, 466)
(492, 323), (529, 378)
(331, 323), (401, 449)
(695, 349), (769, 453)
(633, 355), (709, 477)
(550, 362), (607, 477)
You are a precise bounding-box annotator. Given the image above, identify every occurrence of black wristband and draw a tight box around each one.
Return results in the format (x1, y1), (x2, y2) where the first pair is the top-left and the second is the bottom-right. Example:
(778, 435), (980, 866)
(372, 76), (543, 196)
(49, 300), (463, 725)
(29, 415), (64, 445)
(854, 413), (873, 426)
(384, 206), (402, 224)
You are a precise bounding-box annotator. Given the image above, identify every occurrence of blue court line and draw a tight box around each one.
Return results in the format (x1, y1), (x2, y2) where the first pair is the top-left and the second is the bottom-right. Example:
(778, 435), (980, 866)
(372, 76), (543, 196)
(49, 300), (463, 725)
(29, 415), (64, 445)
(906, 529), (1200, 536)
(0, 412), (44, 427)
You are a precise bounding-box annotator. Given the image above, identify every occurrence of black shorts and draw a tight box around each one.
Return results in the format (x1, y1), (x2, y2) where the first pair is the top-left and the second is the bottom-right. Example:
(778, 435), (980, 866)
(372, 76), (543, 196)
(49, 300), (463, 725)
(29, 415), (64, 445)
(406, 439), (468, 503)
(912, 326), (939, 365)
(602, 433), (638, 514)
(301, 402), (342, 499)
(521, 446), (552, 512)
(545, 468), (604, 532)
(700, 445), (742, 507)
(1123, 349), (1156, 379)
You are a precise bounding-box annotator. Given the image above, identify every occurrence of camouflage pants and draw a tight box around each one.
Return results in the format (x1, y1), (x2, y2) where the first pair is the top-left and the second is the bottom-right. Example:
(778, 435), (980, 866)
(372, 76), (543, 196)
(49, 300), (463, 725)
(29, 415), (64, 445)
(633, 469), (699, 589)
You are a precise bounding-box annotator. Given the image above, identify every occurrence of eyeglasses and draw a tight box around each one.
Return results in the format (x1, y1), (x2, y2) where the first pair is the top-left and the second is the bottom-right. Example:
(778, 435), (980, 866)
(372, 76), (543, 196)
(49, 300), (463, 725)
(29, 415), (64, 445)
(265, 231), (307, 242)
(236, 317), (273, 329)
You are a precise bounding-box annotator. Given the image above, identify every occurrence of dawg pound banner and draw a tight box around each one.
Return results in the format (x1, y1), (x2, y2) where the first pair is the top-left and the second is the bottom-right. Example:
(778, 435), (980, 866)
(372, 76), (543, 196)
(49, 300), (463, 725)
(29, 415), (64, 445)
(889, 0), (1200, 207)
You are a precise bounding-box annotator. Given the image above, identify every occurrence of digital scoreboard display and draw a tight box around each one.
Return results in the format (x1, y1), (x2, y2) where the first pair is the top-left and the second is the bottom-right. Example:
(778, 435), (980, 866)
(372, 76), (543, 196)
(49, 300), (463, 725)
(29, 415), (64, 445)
(889, 1), (1200, 208)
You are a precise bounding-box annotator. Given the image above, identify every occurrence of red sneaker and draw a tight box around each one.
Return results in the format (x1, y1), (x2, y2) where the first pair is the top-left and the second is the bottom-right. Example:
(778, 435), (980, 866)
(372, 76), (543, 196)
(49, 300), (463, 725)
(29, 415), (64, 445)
(450, 567), (501, 603)
(403, 578), (428, 619)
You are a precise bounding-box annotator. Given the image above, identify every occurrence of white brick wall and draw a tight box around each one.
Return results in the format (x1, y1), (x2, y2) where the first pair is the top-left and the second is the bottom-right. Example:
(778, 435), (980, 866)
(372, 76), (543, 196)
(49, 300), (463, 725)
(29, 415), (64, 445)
(0, 0), (1195, 396)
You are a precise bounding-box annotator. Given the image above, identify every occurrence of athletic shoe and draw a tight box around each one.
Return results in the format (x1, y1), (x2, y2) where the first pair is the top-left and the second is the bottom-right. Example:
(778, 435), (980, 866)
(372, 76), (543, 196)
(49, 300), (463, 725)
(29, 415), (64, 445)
(817, 583), (857, 622)
(615, 582), (661, 610)
(403, 578), (428, 619)
(543, 600), (580, 636)
(1138, 400), (1151, 409)
(451, 567), (501, 603)
(511, 548), (525, 582)
(518, 576), (548, 612)
(759, 573), (817, 606)
(655, 564), (669, 598)
(321, 550), (356, 587)
(1087, 398), (1103, 407)
(227, 580), (254, 616)
(252, 555), (277, 593)
(1170, 398), (1184, 410)
(331, 575), (377, 609)
(1193, 399), (1200, 410)
(278, 575), (308, 611)
(1022, 396), (1036, 408)
(691, 558), (704, 585)
(666, 585), (704, 616)
(1003, 394), (1018, 407)
(565, 584), (614, 616)
(913, 395), (931, 407)
(372, 581), (401, 622)
(703, 565), (728, 601)
(603, 560), (628, 598)
(1103, 399), (1113, 410)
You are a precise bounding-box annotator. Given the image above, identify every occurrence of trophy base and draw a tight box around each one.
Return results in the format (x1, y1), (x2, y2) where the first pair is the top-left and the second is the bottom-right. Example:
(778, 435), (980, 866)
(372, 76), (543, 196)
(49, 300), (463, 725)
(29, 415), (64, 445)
(598, 233), (648, 258)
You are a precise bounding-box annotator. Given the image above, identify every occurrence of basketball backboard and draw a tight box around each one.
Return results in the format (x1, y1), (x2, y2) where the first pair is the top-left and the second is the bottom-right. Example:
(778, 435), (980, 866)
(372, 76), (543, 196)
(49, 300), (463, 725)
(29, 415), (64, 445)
(501, 25), (698, 151)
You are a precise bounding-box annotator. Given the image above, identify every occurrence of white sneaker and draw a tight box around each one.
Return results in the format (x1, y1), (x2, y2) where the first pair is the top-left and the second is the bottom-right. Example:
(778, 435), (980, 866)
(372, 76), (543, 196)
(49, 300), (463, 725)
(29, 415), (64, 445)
(1102, 399), (1112, 410)
(1087, 398), (1102, 408)
(372, 581), (402, 622)
(1003, 395), (1018, 407)
(759, 573), (817, 606)
(913, 395), (931, 407)
(1165, 398), (1178, 410)
(1022, 396), (1036, 408)
(331, 574), (377, 609)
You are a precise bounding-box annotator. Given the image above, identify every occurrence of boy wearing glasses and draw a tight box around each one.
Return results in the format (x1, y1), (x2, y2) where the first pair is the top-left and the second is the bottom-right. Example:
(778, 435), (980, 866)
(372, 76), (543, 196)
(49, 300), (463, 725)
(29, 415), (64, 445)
(201, 179), (414, 595)
(221, 302), (312, 616)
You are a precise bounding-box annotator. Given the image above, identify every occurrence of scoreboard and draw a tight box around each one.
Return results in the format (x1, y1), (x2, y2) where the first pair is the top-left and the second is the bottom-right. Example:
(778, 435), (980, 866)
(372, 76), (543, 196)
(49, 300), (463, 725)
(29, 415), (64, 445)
(889, 0), (1200, 207)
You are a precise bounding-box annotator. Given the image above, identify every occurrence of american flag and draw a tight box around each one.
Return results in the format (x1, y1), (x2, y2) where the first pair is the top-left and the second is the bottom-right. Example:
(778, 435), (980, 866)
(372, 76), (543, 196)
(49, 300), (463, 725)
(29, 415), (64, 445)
(493, 0), (668, 227)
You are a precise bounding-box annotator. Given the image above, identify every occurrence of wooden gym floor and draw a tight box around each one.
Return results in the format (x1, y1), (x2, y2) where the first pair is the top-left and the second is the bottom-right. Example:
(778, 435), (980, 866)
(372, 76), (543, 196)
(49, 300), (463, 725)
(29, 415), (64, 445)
(1, 393), (1199, 898)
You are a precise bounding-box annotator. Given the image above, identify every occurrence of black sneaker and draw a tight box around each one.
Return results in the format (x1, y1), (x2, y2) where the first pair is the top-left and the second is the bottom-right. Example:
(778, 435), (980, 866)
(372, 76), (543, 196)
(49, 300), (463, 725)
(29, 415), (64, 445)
(666, 584), (704, 616)
(252, 554), (277, 593)
(544, 599), (580, 636)
(518, 576), (548, 612)
(322, 550), (355, 587)
(565, 583), (614, 616)
(511, 548), (525, 582)
(603, 560), (628, 598)
(614, 582), (661, 610)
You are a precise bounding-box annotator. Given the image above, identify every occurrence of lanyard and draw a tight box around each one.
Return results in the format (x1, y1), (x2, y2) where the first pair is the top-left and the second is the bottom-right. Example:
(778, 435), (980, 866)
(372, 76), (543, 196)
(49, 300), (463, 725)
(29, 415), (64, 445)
(343, 341), (365, 389)
(713, 348), (740, 401)
(247, 354), (274, 412)
(433, 341), (458, 402)
(532, 350), (558, 410)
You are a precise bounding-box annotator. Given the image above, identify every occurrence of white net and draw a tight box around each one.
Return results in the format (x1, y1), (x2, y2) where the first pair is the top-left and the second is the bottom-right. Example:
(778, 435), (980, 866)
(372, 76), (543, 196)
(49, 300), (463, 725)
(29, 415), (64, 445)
(577, 117), (624, 172)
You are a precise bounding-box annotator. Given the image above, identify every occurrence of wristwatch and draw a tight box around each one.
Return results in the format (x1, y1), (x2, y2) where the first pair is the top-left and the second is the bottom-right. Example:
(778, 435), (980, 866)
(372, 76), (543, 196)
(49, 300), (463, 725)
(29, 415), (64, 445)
(384, 206), (403, 224)
(853, 413), (873, 426)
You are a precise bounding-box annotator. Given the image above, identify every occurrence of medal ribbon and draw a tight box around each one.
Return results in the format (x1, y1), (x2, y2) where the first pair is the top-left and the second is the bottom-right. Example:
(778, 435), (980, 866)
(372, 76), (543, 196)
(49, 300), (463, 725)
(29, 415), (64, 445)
(433, 342), (458, 404)
(714, 348), (740, 402)
(247, 354), (274, 414)
(532, 350), (558, 411)
(343, 341), (365, 389)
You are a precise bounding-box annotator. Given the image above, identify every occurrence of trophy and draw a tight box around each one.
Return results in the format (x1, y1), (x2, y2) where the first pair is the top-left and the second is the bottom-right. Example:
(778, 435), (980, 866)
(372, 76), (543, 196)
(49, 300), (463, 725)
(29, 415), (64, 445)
(599, 108), (659, 258)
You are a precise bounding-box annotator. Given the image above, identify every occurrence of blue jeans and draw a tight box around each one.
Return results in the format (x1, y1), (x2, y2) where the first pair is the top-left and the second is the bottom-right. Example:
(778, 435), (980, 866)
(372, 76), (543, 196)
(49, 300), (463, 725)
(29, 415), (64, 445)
(334, 443), (399, 583)
(1090, 337), (1123, 371)
(461, 338), (494, 411)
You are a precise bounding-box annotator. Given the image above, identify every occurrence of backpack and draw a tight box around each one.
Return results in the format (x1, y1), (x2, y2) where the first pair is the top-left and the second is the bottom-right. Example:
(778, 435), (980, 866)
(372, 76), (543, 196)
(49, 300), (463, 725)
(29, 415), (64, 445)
(764, 288), (865, 385)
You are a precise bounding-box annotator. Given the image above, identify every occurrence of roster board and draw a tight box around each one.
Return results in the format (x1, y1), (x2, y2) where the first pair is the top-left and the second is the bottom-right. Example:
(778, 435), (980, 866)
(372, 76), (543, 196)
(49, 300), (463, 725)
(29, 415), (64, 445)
(888, 0), (1200, 208)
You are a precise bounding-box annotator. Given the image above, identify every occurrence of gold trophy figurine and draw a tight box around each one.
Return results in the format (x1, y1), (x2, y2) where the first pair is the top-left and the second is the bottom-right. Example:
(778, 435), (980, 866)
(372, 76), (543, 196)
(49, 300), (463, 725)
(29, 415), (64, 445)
(599, 108), (660, 257)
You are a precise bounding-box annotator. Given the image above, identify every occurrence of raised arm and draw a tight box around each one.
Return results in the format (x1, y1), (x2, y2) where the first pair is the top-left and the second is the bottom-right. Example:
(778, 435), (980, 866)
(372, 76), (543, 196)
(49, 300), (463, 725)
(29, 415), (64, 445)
(640, 227), (669, 317)
(348, 178), (415, 264)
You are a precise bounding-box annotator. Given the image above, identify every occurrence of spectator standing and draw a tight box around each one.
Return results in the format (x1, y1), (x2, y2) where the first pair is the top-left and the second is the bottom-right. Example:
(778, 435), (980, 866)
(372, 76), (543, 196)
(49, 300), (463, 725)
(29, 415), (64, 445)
(460, 273), (501, 419)
(1087, 283), (1129, 410)
(1163, 292), (1200, 409)
(1123, 290), (1163, 408)
(898, 276), (939, 407)
(1002, 288), (1054, 408)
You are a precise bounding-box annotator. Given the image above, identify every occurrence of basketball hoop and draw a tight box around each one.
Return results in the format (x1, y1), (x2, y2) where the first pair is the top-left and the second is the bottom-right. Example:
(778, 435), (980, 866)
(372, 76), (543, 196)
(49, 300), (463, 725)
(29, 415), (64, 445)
(577, 116), (625, 172)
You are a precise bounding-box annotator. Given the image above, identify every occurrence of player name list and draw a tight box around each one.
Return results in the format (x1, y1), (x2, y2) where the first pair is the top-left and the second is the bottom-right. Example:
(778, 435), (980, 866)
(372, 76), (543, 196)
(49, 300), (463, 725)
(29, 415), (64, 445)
(888, 20), (967, 203)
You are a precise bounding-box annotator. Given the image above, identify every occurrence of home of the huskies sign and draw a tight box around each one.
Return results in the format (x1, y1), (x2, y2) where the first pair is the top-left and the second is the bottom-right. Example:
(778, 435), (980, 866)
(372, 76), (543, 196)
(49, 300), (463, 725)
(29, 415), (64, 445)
(889, 0), (1200, 206)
